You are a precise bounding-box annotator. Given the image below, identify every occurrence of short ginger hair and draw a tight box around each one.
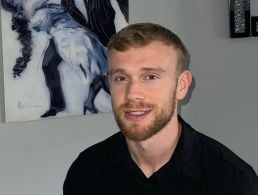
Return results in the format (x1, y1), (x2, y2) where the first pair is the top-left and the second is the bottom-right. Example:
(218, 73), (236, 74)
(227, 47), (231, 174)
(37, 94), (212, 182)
(107, 23), (190, 74)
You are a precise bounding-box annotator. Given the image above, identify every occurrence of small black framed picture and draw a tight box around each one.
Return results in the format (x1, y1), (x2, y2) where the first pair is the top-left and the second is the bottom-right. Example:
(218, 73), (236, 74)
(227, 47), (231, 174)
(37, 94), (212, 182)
(229, 0), (251, 38)
(251, 16), (258, 36)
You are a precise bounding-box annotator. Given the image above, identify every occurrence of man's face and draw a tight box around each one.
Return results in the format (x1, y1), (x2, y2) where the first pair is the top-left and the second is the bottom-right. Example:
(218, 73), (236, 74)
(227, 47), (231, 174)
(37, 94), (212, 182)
(108, 41), (179, 142)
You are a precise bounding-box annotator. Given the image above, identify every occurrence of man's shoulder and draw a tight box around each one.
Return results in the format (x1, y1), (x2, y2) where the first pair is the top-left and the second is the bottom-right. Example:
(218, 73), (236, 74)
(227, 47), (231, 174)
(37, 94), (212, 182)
(67, 131), (123, 176)
(63, 132), (123, 194)
(78, 131), (122, 163)
(181, 118), (252, 172)
(190, 127), (258, 193)
(195, 130), (254, 173)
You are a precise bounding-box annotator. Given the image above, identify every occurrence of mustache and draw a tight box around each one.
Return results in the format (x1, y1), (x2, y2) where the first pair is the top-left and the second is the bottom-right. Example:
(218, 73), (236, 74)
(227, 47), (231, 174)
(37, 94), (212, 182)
(118, 101), (155, 110)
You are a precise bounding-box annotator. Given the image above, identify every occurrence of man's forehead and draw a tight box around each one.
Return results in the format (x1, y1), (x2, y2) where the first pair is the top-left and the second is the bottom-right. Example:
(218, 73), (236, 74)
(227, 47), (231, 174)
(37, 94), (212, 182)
(107, 41), (178, 73)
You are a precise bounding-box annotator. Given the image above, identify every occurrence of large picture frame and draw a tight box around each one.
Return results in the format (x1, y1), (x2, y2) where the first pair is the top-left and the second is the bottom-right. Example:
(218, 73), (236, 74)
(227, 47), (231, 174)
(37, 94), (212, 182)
(1, 0), (129, 122)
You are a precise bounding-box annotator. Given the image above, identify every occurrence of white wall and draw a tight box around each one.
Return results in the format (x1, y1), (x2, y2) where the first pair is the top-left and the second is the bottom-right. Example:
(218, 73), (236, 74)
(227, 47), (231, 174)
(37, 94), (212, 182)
(0, 0), (257, 195)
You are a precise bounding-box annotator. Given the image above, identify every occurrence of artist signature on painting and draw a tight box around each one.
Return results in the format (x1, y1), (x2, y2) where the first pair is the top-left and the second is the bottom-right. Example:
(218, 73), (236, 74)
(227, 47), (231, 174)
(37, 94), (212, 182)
(17, 101), (41, 109)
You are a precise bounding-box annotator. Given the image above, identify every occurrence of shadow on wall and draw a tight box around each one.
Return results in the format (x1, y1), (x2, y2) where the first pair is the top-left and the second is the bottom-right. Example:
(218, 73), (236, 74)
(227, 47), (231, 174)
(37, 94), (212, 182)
(178, 75), (196, 115)
(177, 48), (195, 114)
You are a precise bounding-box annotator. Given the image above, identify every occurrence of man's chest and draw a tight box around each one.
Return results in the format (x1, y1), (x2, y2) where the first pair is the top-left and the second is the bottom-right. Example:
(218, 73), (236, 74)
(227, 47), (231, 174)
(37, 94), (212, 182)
(93, 168), (203, 195)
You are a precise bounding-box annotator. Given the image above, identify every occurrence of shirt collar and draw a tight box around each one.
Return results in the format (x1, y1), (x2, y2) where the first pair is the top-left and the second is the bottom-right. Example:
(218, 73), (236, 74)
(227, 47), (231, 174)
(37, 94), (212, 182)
(174, 115), (202, 181)
(110, 132), (129, 166)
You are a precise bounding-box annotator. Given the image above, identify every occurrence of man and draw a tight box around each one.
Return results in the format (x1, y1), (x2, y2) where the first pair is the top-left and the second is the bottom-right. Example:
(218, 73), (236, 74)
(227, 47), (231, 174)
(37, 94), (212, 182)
(63, 23), (258, 194)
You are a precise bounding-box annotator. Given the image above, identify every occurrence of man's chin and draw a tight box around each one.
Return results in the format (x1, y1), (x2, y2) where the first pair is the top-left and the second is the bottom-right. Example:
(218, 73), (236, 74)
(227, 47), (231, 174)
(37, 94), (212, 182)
(119, 123), (157, 142)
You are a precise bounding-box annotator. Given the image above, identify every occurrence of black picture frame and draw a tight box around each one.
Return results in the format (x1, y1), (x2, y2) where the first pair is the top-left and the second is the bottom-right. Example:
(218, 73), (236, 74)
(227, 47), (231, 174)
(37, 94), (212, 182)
(251, 16), (258, 36)
(229, 0), (250, 38)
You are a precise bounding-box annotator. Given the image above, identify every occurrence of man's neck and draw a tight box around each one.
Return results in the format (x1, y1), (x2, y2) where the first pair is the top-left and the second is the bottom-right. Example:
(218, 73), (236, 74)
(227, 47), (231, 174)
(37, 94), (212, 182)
(126, 116), (181, 178)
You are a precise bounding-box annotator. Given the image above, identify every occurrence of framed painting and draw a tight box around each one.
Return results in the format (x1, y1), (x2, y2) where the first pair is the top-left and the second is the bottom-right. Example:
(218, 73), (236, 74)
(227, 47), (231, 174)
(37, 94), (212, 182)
(229, 0), (250, 38)
(1, 0), (129, 122)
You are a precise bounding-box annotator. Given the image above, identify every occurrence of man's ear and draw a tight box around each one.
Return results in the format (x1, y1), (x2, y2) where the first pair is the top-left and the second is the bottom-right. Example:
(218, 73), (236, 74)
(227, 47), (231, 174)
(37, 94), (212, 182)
(176, 71), (192, 100)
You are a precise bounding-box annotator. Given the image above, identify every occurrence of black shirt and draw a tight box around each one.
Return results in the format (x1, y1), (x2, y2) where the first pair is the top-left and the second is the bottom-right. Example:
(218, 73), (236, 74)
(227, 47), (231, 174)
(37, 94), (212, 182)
(63, 117), (258, 195)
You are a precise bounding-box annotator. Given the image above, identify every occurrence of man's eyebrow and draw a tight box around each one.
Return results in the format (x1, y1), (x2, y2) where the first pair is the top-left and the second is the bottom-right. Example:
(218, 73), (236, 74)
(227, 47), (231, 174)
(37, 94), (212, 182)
(109, 67), (166, 76)
(140, 67), (166, 73)
(109, 68), (127, 76)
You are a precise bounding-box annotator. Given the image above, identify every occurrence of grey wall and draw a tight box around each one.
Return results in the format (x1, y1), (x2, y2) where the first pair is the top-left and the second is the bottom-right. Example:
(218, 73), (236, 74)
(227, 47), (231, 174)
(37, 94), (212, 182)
(0, 0), (257, 194)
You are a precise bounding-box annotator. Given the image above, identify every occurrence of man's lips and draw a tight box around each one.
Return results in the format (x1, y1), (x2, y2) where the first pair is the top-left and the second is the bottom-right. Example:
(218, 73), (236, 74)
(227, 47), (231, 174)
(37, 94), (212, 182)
(124, 109), (151, 121)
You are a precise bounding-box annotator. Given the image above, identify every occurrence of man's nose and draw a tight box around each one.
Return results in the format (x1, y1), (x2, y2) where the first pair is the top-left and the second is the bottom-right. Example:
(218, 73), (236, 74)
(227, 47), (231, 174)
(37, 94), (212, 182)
(124, 80), (145, 101)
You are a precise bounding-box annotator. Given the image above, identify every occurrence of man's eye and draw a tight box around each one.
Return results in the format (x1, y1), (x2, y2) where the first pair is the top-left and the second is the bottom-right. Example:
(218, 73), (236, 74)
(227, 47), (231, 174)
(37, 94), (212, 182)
(145, 75), (158, 80)
(114, 76), (127, 82)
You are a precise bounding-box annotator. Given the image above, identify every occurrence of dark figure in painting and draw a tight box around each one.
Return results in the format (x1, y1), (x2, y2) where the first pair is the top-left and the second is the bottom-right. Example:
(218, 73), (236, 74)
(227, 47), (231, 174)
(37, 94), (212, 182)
(30, 2), (110, 117)
(61, 0), (129, 45)
(0, 0), (33, 78)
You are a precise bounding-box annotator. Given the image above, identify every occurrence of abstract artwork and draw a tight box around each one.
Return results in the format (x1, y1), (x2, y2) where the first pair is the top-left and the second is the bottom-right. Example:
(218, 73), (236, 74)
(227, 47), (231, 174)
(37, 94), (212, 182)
(1, 0), (128, 122)
(229, 0), (250, 38)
